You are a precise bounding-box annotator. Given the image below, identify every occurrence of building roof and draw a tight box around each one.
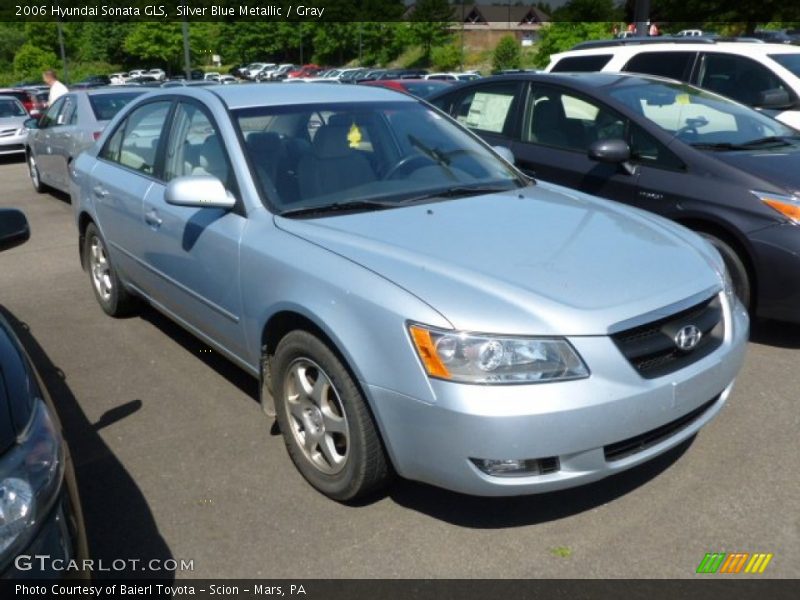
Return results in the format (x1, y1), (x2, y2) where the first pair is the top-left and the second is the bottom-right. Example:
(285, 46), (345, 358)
(459, 4), (550, 25)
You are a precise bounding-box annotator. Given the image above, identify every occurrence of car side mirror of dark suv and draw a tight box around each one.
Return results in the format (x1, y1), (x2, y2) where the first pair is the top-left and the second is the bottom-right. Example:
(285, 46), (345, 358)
(588, 139), (637, 175)
(755, 88), (791, 109)
(23, 117), (39, 129)
(0, 209), (30, 252)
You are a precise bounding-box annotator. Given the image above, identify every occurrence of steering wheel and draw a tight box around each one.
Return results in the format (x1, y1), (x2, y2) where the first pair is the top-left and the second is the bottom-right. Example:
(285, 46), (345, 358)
(383, 154), (437, 180)
(675, 117), (709, 140)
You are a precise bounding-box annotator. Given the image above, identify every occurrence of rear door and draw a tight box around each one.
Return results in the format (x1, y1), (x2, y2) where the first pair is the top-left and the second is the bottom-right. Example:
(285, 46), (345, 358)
(90, 99), (173, 286)
(510, 83), (640, 202)
(46, 94), (78, 188)
(435, 80), (524, 154)
(620, 51), (699, 83)
(31, 96), (66, 183)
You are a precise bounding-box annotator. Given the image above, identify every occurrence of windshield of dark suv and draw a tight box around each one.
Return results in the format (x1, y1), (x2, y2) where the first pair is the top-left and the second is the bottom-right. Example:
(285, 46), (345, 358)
(234, 101), (524, 215)
(608, 80), (799, 149)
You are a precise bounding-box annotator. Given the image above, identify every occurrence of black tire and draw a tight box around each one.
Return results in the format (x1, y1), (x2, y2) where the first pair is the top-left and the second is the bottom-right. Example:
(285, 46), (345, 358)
(28, 151), (47, 193)
(273, 330), (391, 501)
(83, 223), (137, 317)
(700, 232), (751, 310)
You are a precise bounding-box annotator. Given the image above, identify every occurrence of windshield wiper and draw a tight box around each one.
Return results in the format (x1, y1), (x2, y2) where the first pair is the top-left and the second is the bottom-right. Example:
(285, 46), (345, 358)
(691, 136), (798, 151)
(279, 199), (398, 218)
(396, 184), (519, 205)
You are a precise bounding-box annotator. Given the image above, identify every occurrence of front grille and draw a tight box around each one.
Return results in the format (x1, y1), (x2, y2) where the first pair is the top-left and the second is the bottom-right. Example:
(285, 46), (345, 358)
(611, 295), (724, 379)
(604, 395), (719, 462)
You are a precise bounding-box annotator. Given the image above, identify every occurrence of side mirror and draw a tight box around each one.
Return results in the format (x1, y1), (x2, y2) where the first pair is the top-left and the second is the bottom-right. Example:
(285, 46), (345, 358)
(165, 175), (236, 209)
(24, 117), (39, 129)
(756, 88), (791, 109)
(588, 139), (636, 176)
(0, 209), (30, 252)
(492, 145), (516, 165)
(588, 139), (631, 164)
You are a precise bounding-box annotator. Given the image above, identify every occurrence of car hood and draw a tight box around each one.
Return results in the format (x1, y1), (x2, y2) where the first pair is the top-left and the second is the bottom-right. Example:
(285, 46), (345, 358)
(711, 146), (800, 193)
(275, 182), (723, 336)
(0, 116), (27, 130)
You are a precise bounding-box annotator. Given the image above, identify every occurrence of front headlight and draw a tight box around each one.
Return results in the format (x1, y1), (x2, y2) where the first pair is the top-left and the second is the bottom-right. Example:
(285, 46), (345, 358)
(752, 190), (800, 224)
(409, 324), (589, 384)
(0, 399), (63, 563)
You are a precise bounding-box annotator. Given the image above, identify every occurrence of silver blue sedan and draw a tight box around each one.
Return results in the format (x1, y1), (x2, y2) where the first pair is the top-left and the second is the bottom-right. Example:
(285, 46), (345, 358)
(26, 88), (144, 194)
(70, 84), (748, 501)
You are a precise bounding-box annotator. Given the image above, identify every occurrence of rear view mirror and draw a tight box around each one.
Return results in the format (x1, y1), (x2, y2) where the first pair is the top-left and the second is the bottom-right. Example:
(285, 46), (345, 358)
(23, 117), (39, 129)
(756, 88), (791, 109)
(492, 145), (516, 165)
(165, 175), (236, 209)
(0, 208), (30, 252)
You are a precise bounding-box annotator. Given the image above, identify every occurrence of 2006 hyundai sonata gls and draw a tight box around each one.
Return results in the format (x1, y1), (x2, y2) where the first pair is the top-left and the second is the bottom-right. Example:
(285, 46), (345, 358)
(71, 84), (748, 501)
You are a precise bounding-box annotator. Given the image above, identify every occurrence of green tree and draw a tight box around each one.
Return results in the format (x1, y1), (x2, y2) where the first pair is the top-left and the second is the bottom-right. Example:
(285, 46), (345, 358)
(431, 44), (462, 71)
(124, 23), (184, 70)
(408, 0), (454, 59)
(554, 0), (621, 21)
(533, 22), (611, 68)
(493, 35), (522, 72)
(13, 43), (59, 82)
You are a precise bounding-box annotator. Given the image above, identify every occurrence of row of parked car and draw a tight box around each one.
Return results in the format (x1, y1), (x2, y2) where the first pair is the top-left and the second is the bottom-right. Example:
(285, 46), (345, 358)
(1, 40), (798, 574)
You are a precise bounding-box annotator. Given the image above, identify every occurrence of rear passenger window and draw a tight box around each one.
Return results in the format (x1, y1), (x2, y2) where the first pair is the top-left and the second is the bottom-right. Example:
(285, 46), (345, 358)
(451, 82), (520, 135)
(623, 52), (697, 81)
(102, 101), (171, 176)
(551, 55), (613, 72)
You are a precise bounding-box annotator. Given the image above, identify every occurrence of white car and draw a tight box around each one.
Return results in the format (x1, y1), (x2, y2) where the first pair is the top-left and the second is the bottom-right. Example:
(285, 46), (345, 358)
(127, 69), (147, 79)
(546, 40), (800, 129)
(204, 72), (220, 81)
(425, 72), (482, 81)
(218, 75), (237, 84)
(676, 29), (704, 37)
(147, 69), (166, 81)
(247, 63), (275, 79)
(109, 72), (128, 85)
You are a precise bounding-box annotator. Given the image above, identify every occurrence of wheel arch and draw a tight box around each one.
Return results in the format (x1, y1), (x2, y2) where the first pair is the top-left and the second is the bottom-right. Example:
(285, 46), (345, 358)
(77, 211), (95, 270)
(675, 216), (758, 309)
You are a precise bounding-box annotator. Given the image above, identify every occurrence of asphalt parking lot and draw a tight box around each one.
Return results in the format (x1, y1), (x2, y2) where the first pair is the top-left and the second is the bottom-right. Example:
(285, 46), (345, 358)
(0, 155), (797, 580)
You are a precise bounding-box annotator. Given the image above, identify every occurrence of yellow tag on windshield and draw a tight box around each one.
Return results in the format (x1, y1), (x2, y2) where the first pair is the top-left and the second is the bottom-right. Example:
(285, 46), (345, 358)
(676, 94), (691, 105)
(347, 123), (362, 148)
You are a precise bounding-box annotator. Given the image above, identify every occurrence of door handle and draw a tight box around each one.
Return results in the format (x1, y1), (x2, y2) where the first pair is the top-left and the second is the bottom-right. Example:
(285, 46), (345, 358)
(92, 185), (108, 198)
(144, 209), (163, 228)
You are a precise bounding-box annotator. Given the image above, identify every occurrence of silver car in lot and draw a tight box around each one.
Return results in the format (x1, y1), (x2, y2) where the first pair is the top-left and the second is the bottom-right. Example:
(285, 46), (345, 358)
(26, 88), (144, 194)
(70, 85), (748, 501)
(0, 96), (29, 156)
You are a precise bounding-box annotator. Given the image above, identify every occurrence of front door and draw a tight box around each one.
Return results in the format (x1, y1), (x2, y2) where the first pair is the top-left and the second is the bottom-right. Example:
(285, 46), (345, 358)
(139, 100), (247, 357)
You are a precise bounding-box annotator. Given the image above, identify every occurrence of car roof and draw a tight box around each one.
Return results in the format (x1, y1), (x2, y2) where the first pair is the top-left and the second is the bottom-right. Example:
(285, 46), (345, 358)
(192, 82), (418, 109)
(556, 41), (800, 58)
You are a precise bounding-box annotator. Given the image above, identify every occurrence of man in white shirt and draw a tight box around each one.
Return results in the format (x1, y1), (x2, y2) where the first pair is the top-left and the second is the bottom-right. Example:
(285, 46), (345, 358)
(43, 70), (68, 106)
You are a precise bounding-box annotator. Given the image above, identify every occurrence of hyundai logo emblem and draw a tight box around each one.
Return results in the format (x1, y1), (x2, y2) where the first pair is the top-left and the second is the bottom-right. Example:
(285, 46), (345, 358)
(675, 325), (703, 352)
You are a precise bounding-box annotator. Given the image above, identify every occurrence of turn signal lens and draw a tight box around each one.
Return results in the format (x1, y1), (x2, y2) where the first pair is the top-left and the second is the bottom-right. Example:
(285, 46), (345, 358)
(409, 325), (451, 379)
(753, 190), (800, 224)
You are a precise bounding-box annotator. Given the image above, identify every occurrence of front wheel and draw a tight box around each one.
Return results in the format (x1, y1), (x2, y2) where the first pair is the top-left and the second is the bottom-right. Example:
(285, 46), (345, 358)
(272, 331), (391, 501)
(83, 223), (137, 317)
(700, 232), (751, 310)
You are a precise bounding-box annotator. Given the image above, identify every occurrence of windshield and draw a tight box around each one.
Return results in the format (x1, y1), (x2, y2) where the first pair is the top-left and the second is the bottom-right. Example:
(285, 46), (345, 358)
(608, 80), (798, 147)
(89, 92), (144, 121)
(769, 53), (800, 78)
(234, 101), (523, 214)
(0, 98), (26, 118)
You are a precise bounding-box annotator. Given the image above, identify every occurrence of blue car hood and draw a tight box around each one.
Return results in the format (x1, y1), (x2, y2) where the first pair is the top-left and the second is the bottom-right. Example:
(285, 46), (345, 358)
(275, 182), (723, 335)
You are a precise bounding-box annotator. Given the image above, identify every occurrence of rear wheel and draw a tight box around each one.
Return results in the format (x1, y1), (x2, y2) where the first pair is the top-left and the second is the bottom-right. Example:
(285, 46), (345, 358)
(700, 232), (751, 310)
(28, 152), (46, 193)
(83, 223), (137, 317)
(272, 330), (391, 501)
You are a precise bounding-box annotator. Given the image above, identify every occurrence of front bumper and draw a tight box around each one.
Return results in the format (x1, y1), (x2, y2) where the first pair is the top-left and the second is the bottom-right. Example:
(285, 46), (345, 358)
(369, 293), (749, 496)
(749, 222), (800, 323)
(0, 131), (28, 155)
